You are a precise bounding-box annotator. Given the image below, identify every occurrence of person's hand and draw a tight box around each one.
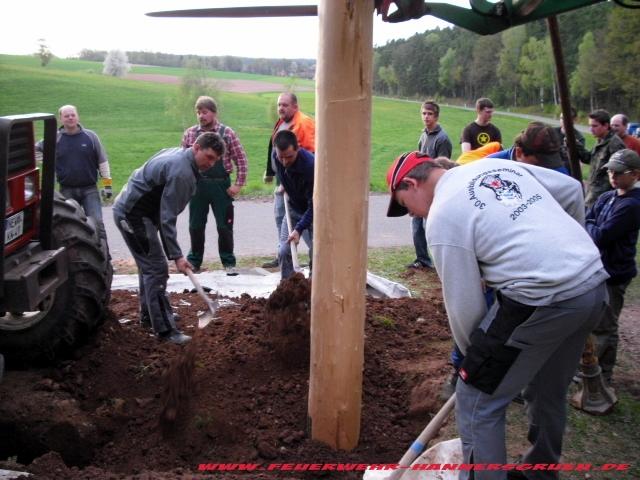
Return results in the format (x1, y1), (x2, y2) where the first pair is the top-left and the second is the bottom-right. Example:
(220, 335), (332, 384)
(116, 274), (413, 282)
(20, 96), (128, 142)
(175, 256), (193, 274)
(287, 230), (301, 245)
(263, 172), (274, 184)
(101, 178), (113, 200)
(227, 184), (241, 197)
(276, 184), (285, 194)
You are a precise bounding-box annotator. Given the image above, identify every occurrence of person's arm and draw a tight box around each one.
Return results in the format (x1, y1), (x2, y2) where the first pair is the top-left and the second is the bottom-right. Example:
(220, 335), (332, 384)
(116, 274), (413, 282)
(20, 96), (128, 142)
(460, 125), (472, 153)
(586, 199), (640, 249)
(180, 129), (192, 148)
(159, 172), (194, 260)
(86, 130), (113, 199)
(265, 138), (276, 182)
(429, 243), (487, 354)
(224, 128), (248, 193)
(294, 159), (314, 234)
(435, 136), (453, 159)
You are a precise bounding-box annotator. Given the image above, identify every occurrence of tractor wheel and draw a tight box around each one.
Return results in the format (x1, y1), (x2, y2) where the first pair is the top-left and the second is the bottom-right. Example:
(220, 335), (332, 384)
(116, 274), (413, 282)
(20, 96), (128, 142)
(0, 192), (112, 364)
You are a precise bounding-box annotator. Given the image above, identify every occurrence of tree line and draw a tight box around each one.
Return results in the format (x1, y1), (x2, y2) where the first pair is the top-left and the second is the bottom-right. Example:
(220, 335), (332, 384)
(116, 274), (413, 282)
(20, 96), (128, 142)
(73, 3), (638, 119)
(76, 49), (316, 80)
(373, 2), (639, 118)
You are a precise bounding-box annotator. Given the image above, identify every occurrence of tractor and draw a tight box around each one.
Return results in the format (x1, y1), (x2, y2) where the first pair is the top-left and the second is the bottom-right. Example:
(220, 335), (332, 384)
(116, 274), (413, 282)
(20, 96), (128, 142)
(0, 113), (112, 368)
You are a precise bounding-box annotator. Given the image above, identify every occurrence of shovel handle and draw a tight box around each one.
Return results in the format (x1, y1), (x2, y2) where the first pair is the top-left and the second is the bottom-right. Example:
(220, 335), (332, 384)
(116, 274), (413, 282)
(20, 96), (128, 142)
(186, 269), (209, 303)
(397, 393), (456, 469)
(283, 193), (301, 271)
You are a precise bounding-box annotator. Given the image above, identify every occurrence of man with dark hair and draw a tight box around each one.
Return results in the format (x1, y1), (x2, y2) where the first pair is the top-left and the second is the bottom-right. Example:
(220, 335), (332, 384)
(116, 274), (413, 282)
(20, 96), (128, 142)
(181, 95), (248, 275)
(514, 122), (569, 174)
(610, 113), (640, 156)
(408, 100), (452, 269)
(385, 151), (607, 480)
(272, 129), (314, 280)
(262, 92), (316, 269)
(577, 109), (626, 207)
(460, 97), (502, 153)
(114, 132), (225, 345)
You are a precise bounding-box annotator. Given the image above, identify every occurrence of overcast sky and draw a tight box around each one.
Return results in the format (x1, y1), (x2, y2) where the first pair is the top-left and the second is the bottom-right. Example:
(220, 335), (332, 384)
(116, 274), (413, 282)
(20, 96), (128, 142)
(0, 0), (468, 60)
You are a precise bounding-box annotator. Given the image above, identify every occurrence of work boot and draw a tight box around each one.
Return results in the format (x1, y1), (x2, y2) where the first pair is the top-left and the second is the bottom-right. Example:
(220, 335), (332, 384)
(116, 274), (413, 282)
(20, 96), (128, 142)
(159, 329), (191, 345)
(261, 257), (279, 269)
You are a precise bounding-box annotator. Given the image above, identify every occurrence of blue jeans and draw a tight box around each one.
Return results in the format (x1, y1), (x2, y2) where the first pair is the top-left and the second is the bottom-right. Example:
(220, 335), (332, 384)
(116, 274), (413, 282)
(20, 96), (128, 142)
(274, 188), (285, 253)
(278, 205), (312, 279)
(60, 184), (106, 240)
(411, 216), (431, 266)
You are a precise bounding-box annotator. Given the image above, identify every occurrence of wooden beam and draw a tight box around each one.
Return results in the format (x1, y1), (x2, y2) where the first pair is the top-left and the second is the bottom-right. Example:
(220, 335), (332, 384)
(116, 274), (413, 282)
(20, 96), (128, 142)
(547, 15), (582, 183)
(308, 0), (374, 450)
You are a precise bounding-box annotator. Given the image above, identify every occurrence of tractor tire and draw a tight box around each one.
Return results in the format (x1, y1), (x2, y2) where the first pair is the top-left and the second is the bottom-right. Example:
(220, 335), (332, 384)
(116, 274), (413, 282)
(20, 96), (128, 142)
(0, 192), (112, 364)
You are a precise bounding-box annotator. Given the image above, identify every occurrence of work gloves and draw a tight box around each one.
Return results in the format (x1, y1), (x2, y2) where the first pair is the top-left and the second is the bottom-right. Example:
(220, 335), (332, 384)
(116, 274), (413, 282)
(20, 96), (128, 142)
(101, 178), (113, 200)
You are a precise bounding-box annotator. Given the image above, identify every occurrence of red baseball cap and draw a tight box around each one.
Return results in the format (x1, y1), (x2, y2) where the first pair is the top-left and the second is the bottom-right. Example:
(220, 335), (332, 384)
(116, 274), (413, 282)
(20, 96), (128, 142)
(386, 151), (433, 217)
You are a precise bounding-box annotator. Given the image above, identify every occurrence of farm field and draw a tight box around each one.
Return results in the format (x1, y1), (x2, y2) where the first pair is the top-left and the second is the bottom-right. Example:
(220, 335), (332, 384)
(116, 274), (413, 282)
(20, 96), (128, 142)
(0, 54), (539, 195)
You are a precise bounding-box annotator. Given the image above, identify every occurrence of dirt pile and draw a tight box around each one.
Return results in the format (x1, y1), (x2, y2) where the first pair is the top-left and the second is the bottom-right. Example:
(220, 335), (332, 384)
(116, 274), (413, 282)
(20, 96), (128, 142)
(0, 282), (452, 479)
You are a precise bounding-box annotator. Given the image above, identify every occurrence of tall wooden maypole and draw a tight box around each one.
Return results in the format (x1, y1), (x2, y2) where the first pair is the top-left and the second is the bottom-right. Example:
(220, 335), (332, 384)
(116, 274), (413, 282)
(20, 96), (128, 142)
(308, 0), (374, 450)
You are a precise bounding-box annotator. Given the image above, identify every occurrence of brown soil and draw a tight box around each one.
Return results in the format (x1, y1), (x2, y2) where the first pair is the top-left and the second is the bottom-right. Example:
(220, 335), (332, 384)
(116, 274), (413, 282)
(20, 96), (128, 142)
(0, 275), (452, 479)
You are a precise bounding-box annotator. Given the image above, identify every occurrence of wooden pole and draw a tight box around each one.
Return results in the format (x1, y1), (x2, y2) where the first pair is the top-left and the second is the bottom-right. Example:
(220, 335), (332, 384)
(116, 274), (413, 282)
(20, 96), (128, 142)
(308, 0), (373, 450)
(547, 15), (581, 182)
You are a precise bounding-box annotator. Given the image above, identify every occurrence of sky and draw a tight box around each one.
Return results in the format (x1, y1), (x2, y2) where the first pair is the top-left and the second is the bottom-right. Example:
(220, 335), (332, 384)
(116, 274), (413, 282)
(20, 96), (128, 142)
(0, 0), (468, 60)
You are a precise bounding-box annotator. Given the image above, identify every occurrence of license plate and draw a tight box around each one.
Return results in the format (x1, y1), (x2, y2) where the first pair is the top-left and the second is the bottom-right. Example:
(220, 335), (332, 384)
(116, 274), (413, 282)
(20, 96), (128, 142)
(4, 211), (24, 245)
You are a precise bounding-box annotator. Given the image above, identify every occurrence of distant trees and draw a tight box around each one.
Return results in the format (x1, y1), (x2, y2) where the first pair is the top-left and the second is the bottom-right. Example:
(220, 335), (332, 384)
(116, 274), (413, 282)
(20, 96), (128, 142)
(78, 49), (316, 79)
(36, 39), (53, 67)
(371, 2), (639, 117)
(571, 32), (600, 111)
(103, 50), (131, 77)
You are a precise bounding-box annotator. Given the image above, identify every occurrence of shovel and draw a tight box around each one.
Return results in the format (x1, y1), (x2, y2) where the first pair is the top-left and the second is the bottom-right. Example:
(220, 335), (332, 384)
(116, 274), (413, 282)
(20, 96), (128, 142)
(283, 192), (301, 272)
(186, 269), (219, 328)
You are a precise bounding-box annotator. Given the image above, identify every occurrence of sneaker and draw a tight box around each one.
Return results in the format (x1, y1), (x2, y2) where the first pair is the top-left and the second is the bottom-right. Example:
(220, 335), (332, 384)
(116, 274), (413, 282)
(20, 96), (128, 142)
(407, 260), (433, 269)
(261, 258), (279, 269)
(159, 329), (191, 345)
(225, 266), (239, 276)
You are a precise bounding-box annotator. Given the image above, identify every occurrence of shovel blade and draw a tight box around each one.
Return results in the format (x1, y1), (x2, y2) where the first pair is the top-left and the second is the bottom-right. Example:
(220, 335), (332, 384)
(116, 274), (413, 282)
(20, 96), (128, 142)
(198, 311), (215, 329)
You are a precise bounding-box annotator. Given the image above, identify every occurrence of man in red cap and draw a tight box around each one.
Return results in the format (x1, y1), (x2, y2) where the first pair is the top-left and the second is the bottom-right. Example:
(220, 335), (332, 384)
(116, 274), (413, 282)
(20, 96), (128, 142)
(386, 152), (608, 480)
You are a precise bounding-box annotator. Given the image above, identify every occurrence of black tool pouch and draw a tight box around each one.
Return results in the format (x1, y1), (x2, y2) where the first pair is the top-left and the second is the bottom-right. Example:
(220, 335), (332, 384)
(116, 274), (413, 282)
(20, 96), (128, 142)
(459, 292), (536, 395)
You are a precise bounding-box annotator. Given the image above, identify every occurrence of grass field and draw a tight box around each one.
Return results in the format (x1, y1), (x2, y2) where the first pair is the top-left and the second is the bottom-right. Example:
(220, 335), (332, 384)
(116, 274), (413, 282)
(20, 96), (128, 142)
(0, 54), (550, 195)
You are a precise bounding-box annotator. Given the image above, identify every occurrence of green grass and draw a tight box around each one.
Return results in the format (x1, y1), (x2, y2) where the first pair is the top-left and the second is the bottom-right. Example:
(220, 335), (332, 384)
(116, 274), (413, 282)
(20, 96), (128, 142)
(0, 54), (567, 196)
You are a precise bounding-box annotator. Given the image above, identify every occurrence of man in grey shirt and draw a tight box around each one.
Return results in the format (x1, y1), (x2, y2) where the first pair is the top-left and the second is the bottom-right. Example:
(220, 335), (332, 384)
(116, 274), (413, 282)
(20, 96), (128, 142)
(113, 132), (225, 345)
(386, 152), (607, 480)
(408, 100), (452, 269)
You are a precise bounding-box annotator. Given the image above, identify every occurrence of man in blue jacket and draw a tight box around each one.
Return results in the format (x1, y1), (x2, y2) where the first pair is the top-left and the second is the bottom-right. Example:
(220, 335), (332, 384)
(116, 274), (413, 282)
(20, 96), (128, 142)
(586, 149), (640, 383)
(272, 130), (314, 280)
